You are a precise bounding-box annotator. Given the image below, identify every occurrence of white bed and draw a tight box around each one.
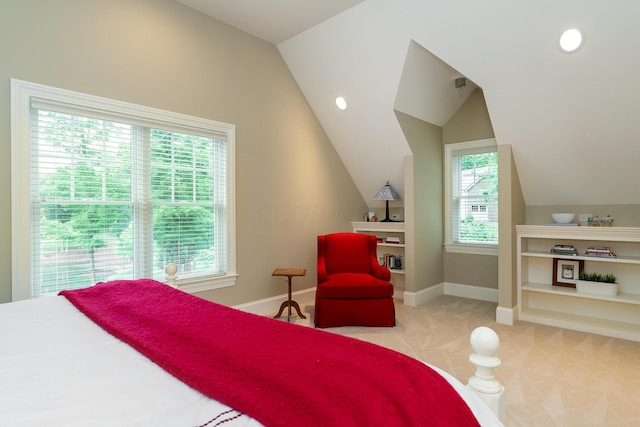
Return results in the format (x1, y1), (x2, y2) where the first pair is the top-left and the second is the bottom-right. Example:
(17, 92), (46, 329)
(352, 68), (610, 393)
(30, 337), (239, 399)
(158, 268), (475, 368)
(0, 286), (504, 426)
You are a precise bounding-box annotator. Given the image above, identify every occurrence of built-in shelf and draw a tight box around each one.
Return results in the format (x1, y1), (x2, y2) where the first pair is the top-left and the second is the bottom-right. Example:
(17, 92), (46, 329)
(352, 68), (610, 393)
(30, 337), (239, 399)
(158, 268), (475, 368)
(517, 225), (640, 342)
(352, 222), (406, 295)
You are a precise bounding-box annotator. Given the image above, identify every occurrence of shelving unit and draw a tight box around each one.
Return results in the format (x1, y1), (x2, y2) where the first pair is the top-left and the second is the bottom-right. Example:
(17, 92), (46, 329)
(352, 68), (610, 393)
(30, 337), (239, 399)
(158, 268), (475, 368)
(351, 222), (405, 296)
(516, 225), (640, 342)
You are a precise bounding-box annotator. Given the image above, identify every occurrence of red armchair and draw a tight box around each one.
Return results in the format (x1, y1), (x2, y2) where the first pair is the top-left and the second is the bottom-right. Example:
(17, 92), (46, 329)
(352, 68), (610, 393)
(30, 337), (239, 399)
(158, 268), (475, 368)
(314, 233), (395, 328)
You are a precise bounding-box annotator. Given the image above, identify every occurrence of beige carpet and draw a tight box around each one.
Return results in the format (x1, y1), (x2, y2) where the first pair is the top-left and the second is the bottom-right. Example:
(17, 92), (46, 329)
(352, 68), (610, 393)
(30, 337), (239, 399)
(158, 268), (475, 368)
(278, 295), (640, 426)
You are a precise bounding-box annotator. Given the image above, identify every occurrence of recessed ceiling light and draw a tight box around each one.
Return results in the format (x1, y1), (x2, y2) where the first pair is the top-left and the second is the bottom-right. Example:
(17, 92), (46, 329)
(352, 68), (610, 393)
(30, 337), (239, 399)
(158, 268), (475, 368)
(335, 96), (347, 111)
(559, 28), (583, 52)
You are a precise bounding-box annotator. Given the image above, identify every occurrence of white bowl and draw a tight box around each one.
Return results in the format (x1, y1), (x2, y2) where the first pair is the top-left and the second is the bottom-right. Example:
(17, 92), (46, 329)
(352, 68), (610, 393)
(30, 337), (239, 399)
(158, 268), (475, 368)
(552, 213), (575, 224)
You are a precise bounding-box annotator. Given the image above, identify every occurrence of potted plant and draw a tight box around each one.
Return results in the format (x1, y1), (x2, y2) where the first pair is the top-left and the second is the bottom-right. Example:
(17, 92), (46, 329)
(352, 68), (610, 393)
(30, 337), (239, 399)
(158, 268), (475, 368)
(576, 272), (618, 296)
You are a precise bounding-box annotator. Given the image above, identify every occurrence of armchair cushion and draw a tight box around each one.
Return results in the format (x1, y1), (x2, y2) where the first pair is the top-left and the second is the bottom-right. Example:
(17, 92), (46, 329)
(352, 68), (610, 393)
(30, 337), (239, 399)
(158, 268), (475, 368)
(315, 273), (394, 299)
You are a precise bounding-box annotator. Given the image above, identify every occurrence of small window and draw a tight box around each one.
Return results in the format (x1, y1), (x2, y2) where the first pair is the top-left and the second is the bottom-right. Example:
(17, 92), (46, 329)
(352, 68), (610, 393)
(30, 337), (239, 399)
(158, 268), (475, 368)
(444, 139), (498, 255)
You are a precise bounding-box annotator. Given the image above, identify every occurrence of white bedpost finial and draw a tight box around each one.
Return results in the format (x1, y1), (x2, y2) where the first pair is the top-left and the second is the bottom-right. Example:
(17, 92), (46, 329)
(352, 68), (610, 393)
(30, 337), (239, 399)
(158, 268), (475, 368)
(165, 263), (178, 288)
(467, 326), (505, 422)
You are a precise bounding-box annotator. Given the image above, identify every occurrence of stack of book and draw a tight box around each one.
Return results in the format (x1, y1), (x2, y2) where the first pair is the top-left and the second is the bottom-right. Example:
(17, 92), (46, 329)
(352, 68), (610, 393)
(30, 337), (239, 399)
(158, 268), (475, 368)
(550, 245), (577, 255)
(385, 236), (403, 244)
(584, 246), (616, 258)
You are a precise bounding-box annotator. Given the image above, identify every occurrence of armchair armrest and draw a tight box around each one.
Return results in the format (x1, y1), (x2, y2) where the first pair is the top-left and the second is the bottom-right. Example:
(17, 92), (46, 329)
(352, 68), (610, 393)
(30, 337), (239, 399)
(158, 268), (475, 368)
(367, 235), (390, 281)
(317, 235), (329, 283)
(317, 257), (328, 283)
(370, 257), (391, 281)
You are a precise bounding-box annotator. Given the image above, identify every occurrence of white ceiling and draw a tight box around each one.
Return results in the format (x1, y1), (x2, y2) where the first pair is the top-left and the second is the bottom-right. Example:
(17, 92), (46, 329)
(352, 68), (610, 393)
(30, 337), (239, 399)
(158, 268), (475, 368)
(177, 0), (640, 208)
(176, 0), (366, 45)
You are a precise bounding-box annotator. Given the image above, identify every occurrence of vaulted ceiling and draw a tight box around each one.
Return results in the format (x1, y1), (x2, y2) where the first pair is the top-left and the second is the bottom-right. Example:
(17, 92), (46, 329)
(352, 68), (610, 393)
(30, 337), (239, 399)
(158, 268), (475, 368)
(177, 0), (640, 207)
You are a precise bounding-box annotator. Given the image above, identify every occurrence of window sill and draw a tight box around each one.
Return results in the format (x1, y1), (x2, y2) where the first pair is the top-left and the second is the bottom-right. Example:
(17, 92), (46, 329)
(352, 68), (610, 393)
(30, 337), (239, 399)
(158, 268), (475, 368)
(444, 243), (498, 256)
(176, 273), (238, 293)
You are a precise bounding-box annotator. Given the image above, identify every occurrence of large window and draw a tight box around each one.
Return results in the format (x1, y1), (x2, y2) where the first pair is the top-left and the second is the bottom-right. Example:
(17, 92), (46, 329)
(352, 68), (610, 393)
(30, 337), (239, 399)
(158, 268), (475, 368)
(11, 79), (236, 300)
(444, 139), (498, 255)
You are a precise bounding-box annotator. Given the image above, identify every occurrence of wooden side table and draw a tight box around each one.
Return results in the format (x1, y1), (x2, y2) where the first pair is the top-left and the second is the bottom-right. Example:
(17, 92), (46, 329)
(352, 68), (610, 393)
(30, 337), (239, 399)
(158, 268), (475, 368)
(272, 268), (307, 322)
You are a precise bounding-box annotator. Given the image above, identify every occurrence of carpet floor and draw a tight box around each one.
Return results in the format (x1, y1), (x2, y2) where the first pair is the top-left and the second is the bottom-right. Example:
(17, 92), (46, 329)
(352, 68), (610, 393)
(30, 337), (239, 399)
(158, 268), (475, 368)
(276, 295), (640, 426)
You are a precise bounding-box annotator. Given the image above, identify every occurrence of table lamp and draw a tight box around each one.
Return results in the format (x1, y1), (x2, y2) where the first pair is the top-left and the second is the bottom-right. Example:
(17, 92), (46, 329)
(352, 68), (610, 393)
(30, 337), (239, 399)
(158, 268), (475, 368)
(373, 181), (401, 222)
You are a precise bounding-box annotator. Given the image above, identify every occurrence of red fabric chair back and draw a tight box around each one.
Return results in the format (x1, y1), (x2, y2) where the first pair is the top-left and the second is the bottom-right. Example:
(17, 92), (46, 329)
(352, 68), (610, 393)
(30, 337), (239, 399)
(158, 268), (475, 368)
(319, 233), (375, 276)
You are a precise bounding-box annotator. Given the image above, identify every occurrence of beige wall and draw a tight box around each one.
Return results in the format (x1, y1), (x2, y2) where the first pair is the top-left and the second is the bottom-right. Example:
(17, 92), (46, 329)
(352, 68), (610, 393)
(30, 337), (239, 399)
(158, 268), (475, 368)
(393, 89), (498, 293)
(443, 89), (495, 144)
(0, 0), (367, 304)
(395, 111), (443, 292)
(442, 89), (498, 289)
(497, 145), (525, 309)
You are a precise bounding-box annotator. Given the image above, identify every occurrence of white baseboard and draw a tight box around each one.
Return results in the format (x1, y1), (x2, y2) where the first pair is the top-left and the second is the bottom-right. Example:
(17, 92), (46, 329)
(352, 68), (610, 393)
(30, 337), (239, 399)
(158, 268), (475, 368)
(233, 287), (316, 316)
(496, 305), (516, 325)
(403, 282), (500, 308)
(444, 282), (498, 303)
(233, 283), (507, 321)
(403, 283), (444, 306)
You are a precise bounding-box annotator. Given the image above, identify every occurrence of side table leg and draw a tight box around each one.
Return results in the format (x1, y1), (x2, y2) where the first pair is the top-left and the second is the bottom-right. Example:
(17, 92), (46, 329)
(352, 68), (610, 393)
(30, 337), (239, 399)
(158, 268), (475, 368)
(290, 300), (306, 319)
(274, 301), (288, 319)
(287, 276), (292, 321)
(273, 275), (307, 321)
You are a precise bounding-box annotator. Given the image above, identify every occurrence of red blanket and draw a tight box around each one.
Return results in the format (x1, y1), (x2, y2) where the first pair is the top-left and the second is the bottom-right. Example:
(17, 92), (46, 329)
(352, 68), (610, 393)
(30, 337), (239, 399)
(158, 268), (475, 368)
(60, 279), (480, 427)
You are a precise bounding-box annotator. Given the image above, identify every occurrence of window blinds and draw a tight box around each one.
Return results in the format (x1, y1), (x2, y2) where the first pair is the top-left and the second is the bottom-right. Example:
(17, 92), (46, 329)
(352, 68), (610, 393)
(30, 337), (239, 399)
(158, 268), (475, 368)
(30, 104), (226, 297)
(451, 149), (498, 245)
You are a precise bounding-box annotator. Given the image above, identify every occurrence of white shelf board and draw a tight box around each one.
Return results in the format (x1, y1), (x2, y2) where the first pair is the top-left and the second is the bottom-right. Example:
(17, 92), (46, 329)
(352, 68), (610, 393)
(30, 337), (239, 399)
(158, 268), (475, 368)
(379, 243), (405, 248)
(351, 221), (405, 232)
(522, 282), (640, 305)
(522, 250), (640, 264)
(516, 225), (640, 242)
(519, 308), (640, 342)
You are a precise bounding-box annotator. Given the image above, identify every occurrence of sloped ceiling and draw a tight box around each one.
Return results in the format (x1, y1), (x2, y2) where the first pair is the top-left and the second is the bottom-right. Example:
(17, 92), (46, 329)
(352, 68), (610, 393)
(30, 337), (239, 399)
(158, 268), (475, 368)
(179, 0), (640, 207)
(175, 0), (366, 45)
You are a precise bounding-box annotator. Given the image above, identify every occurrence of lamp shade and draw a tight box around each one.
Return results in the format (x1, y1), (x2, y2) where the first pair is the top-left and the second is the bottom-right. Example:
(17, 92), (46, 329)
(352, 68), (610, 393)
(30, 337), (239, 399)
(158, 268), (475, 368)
(373, 182), (401, 201)
(373, 182), (401, 222)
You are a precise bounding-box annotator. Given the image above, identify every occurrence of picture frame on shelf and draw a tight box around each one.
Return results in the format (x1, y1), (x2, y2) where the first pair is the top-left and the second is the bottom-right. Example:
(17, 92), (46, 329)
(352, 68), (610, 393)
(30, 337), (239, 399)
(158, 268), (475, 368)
(552, 258), (584, 288)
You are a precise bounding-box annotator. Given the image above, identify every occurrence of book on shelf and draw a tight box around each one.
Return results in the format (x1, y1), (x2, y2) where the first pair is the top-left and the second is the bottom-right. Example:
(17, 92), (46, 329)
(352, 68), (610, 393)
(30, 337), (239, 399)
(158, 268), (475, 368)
(553, 245), (575, 250)
(551, 250), (577, 255)
(550, 244), (577, 255)
(584, 246), (616, 258)
(384, 236), (403, 244)
(585, 246), (613, 253)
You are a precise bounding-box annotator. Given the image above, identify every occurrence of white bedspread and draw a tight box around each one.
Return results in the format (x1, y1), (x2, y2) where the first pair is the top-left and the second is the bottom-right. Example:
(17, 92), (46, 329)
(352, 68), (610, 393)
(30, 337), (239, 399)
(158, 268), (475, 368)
(0, 296), (502, 426)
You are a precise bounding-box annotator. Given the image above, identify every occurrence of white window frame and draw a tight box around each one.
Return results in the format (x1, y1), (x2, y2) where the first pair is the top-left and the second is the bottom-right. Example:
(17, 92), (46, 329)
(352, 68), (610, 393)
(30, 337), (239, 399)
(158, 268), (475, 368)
(444, 138), (498, 256)
(10, 79), (237, 300)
